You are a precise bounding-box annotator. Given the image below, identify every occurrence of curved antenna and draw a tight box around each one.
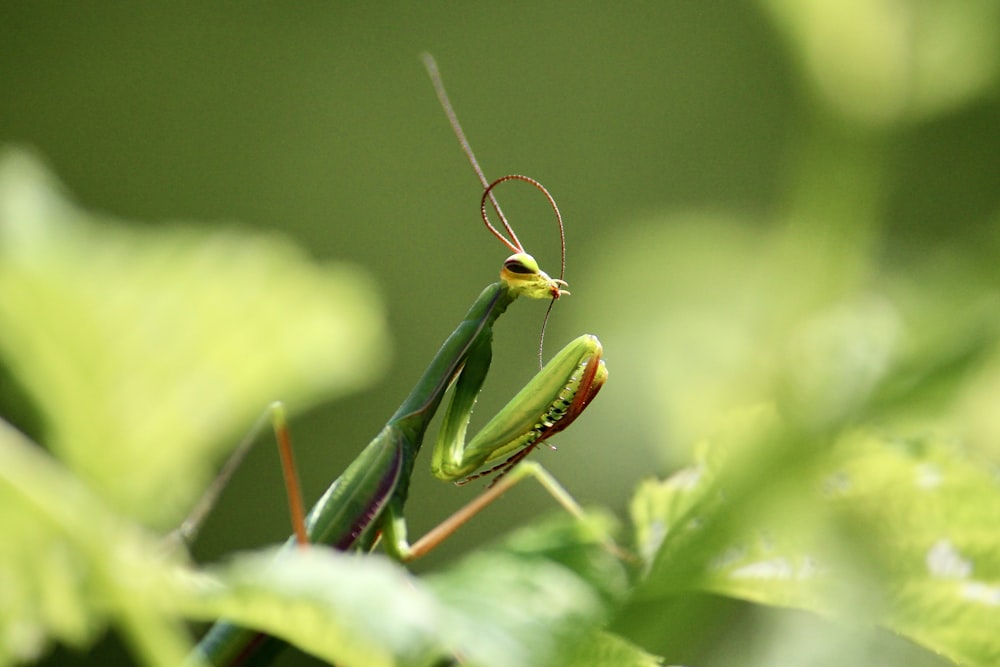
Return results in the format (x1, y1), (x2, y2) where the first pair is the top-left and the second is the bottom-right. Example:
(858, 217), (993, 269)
(479, 175), (565, 282)
(422, 53), (524, 254)
(481, 175), (567, 367)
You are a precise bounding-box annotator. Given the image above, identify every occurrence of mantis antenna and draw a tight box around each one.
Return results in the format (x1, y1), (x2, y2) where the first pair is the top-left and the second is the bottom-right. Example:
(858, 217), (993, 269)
(421, 53), (567, 366)
(479, 174), (566, 281)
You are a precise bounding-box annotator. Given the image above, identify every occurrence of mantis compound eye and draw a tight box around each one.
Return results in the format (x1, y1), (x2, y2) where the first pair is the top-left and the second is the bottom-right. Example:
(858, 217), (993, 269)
(503, 253), (539, 275)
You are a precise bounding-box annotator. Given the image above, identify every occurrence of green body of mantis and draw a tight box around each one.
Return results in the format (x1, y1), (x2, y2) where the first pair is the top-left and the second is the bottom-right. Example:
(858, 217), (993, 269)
(189, 57), (607, 667)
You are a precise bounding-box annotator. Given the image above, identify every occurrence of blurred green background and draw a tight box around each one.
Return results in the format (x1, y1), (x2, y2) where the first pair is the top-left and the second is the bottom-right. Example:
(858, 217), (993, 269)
(2, 2), (999, 666)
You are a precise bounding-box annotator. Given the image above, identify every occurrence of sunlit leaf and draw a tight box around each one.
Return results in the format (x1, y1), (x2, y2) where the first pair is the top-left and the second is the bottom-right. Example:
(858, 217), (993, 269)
(178, 514), (631, 667)
(424, 512), (625, 667)
(0, 418), (191, 667)
(562, 630), (664, 667)
(631, 425), (1000, 666)
(0, 148), (392, 665)
(762, 0), (1000, 124)
(0, 149), (390, 527)
(580, 213), (1000, 464)
(182, 549), (439, 667)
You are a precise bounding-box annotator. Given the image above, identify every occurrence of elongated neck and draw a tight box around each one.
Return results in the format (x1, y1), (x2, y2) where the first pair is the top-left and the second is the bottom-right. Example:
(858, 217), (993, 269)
(390, 281), (516, 431)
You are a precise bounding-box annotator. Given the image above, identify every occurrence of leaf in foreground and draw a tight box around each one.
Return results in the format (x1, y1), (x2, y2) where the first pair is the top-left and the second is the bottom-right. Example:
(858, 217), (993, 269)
(0, 419), (189, 667)
(179, 513), (635, 667)
(0, 148), (390, 664)
(0, 148), (389, 527)
(632, 424), (1000, 666)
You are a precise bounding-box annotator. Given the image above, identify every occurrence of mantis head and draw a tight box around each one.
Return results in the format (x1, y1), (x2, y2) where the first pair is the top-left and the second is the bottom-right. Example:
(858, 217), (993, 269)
(501, 252), (569, 300)
(479, 175), (569, 366)
(480, 175), (568, 304)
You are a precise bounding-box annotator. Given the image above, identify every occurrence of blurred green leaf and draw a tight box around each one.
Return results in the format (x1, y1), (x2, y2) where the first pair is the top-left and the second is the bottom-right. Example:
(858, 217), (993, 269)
(0, 418), (190, 667)
(582, 214), (1000, 465)
(584, 210), (1000, 665)
(177, 513), (630, 667)
(761, 0), (1000, 124)
(0, 148), (391, 665)
(0, 149), (390, 527)
(580, 215), (869, 468)
(631, 424), (1000, 666)
(562, 630), (664, 667)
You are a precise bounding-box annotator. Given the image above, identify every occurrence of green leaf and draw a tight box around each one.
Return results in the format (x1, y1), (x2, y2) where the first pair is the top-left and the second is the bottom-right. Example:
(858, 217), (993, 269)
(0, 149), (390, 527)
(177, 513), (631, 667)
(761, 0), (1000, 124)
(0, 418), (191, 667)
(183, 549), (439, 667)
(632, 425), (1000, 666)
(0, 148), (391, 665)
(561, 631), (664, 667)
(583, 210), (1000, 665)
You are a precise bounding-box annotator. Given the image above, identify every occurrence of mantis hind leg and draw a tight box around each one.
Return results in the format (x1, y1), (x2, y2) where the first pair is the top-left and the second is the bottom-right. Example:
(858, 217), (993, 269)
(401, 460), (625, 562)
(167, 401), (308, 551)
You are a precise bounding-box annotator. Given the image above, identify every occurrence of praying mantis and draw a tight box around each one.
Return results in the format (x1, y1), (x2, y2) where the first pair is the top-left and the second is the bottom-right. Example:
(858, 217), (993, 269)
(186, 54), (609, 666)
